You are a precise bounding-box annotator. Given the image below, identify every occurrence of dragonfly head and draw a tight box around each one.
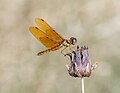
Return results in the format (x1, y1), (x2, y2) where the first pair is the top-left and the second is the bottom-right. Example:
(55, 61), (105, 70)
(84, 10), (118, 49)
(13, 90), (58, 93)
(70, 37), (77, 45)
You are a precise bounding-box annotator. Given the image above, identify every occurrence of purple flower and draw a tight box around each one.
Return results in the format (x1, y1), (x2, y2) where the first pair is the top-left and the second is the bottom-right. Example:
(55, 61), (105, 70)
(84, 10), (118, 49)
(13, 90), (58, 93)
(65, 46), (97, 78)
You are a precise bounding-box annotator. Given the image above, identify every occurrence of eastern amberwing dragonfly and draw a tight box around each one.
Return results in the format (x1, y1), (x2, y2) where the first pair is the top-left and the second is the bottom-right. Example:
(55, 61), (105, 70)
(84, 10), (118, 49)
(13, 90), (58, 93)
(29, 18), (77, 56)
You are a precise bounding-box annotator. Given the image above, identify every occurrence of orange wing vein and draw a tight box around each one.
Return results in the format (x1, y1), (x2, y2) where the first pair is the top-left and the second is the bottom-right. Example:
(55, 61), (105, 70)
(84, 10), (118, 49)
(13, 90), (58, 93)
(35, 18), (64, 43)
(29, 26), (60, 48)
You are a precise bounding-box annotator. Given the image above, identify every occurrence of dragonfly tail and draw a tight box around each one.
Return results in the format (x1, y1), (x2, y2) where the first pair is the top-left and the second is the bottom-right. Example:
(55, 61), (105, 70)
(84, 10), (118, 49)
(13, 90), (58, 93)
(37, 45), (62, 56)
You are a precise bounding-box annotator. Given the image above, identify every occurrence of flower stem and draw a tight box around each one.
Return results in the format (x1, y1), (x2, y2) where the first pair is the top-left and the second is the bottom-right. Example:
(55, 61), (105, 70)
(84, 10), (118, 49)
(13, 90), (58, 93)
(81, 78), (85, 93)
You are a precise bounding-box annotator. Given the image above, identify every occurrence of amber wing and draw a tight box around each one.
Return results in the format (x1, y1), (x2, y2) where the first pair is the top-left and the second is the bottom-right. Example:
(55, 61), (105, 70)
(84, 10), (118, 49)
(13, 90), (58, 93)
(29, 26), (60, 48)
(35, 18), (64, 43)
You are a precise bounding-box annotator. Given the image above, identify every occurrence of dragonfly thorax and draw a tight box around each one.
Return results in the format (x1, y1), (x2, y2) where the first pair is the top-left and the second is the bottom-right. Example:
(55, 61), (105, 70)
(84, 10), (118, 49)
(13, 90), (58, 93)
(62, 37), (77, 47)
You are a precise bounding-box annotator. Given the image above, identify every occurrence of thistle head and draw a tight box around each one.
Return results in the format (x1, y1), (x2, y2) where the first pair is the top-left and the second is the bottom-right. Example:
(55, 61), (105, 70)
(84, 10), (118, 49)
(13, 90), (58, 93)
(65, 46), (98, 78)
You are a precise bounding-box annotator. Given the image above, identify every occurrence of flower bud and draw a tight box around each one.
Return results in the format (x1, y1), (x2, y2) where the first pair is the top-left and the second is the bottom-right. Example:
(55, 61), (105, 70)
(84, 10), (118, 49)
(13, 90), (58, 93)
(65, 46), (97, 78)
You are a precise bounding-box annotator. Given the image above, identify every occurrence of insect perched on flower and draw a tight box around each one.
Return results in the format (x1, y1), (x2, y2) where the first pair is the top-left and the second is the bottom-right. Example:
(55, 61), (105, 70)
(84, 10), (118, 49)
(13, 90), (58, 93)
(65, 46), (97, 78)
(29, 18), (77, 56)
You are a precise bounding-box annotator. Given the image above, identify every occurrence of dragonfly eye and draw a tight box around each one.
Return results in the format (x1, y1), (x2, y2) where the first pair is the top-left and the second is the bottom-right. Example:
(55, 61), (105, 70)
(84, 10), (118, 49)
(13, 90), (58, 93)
(70, 37), (77, 45)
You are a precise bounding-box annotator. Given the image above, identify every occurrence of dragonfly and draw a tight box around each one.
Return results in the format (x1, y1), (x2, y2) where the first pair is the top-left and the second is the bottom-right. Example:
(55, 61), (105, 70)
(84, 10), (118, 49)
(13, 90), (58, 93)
(29, 18), (77, 56)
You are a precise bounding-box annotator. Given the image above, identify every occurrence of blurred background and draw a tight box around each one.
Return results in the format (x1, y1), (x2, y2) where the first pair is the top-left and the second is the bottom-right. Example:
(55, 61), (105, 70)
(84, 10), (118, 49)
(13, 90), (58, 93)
(0, 0), (120, 93)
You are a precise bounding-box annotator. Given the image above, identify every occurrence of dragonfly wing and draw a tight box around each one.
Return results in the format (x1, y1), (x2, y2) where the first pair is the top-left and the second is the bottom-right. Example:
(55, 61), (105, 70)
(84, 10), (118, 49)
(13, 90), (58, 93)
(40, 37), (59, 48)
(29, 26), (59, 48)
(35, 18), (64, 43)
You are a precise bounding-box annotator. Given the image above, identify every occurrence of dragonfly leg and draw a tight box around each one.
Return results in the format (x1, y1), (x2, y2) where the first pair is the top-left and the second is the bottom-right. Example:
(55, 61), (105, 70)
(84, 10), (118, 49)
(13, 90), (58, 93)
(69, 45), (77, 52)
(61, 46), (76, 61)
(61, 47), (72, 60)
(61, 47), (68, 55)
(65, 64), (70, 70)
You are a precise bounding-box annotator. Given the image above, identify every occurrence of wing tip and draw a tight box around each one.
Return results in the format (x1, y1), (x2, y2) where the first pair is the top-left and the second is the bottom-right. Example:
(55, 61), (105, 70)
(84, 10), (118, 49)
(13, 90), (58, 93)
(35, 18), (40, 21)
(29, 26), (40, 31)
(35, 18), (44, 23)
(29, 26), (34, 32)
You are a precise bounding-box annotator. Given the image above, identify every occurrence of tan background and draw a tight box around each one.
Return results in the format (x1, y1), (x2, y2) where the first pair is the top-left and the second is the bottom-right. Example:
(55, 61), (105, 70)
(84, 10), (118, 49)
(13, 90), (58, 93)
(0, 0), (120, 93)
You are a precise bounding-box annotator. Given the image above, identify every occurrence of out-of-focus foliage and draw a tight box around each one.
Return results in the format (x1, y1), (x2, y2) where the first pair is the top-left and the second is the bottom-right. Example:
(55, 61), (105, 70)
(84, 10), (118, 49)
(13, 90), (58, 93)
(0, 0), (120, 93)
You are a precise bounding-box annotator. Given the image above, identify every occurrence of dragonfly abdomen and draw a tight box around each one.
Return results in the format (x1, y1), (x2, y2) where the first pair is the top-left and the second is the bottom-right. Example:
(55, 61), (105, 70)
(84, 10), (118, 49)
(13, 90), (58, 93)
(37, 45), (63, 56)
